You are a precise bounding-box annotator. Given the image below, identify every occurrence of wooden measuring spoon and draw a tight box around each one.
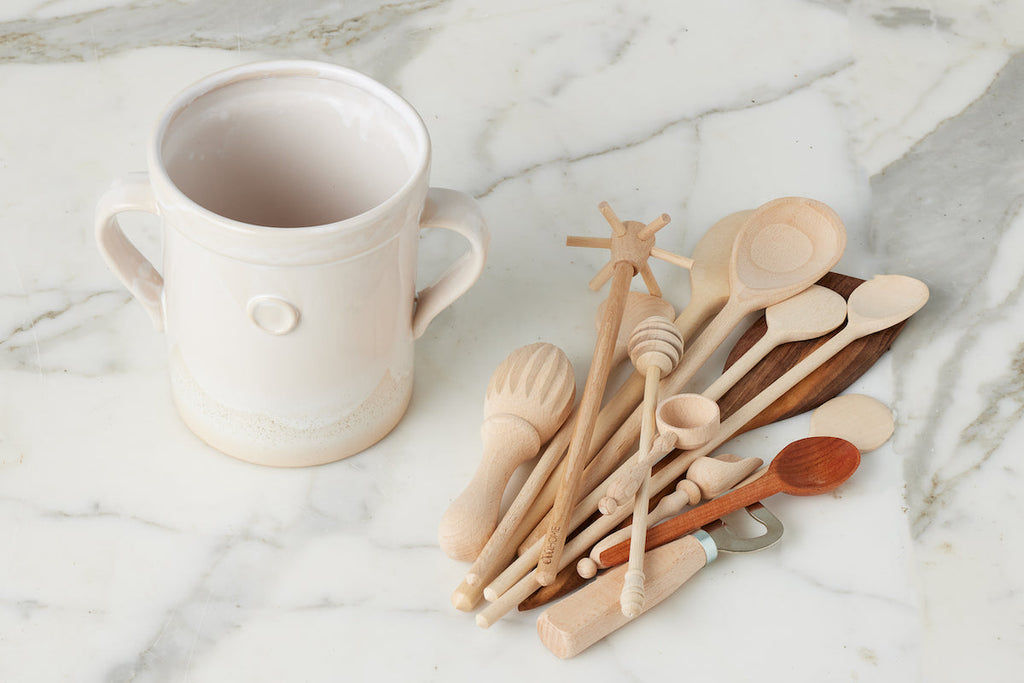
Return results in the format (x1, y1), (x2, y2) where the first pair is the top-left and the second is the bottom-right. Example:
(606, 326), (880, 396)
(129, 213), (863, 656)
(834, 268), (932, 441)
(598, 436), (859, 566)
(702, 284), (847, 401)
(439, 343), (575, 562)
(718, 272), (905, 433)
(810, 394), (894, 453)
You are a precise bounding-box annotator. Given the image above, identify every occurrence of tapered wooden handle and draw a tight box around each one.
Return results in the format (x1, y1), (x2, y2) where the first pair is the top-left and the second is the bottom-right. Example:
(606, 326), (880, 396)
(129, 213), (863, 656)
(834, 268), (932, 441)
(539, 261), (633, 585)
(598, 434), (675, 515)
(439, 416), (541, 561)
(537, 534), (710, 659)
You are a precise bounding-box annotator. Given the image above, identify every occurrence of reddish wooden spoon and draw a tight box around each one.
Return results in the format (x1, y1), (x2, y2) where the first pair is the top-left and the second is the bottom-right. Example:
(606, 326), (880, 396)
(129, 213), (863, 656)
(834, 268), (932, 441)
(597, 436), (860, 567)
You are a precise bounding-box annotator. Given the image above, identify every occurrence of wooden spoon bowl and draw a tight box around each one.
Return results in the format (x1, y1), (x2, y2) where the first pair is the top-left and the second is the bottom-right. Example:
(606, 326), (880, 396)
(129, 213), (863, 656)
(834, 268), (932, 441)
(731, 198), (846, 297)
(772, 436), (860, 495)
(656, 393), (720, 450)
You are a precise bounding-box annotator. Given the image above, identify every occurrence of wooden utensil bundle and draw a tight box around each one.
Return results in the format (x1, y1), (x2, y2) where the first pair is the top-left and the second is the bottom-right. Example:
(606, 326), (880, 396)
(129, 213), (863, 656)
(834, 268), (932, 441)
(439, 197), (928, 656)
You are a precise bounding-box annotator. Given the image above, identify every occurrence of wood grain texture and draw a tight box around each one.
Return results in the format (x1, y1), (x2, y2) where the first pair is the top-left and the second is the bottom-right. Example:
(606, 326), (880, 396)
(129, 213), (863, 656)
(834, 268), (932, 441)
(717, 272), (907, 433)
(537, 534), (709, 659)
(597, 437), (860, 567)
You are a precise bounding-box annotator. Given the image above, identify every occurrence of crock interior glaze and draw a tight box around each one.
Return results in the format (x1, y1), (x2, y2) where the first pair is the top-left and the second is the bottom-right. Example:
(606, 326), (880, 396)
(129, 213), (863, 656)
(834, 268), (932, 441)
(160, 74), (419, 228)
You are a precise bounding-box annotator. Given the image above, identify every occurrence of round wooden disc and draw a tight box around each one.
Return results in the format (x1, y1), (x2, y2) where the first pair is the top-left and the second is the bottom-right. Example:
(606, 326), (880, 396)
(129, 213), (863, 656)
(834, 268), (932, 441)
(809, 394), (894, 453)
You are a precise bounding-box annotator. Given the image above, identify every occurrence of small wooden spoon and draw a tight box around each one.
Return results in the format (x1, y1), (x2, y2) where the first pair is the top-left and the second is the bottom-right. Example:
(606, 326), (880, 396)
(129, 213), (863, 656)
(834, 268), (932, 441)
(718, 272), (906, 433)
(598, 436), (860, 566)
(702, 284), (847, 401)
(439, 343), (575, 561)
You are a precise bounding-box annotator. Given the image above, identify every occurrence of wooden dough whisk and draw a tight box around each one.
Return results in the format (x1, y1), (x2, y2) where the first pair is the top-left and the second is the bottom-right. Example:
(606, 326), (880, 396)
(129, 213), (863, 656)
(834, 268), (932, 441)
(537, 201), (691, 586)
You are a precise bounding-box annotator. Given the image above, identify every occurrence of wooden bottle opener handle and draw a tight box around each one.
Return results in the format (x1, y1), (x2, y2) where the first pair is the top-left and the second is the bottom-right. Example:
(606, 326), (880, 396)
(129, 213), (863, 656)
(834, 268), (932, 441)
(537, 533), (712, 659)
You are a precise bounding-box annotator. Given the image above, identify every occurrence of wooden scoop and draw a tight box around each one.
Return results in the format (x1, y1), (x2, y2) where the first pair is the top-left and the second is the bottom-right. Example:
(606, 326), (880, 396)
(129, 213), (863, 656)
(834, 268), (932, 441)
(439, 343), (575, 562)
(598, 393), (720, 515)
(597, 436), (859, 566)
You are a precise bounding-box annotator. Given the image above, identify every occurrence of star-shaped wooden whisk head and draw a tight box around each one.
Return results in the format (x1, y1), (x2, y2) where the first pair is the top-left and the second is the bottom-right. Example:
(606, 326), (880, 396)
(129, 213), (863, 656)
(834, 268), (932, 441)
(566, 201), (693, 297)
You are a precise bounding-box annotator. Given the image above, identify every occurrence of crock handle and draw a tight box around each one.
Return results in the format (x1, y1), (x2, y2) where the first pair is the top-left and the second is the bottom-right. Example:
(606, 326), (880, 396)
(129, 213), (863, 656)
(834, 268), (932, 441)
(95, 174), (165, 331)
(412, 188), (490, 339)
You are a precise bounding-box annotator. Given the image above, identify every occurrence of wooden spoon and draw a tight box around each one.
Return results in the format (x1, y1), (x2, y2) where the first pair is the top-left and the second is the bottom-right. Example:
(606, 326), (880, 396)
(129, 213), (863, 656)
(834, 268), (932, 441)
(674, 210), (753, 343)
(598, 436), (860, 566)
(702, 284), (847, 401)
(439, 343), (575, 561)
(718, 272), (906, 433)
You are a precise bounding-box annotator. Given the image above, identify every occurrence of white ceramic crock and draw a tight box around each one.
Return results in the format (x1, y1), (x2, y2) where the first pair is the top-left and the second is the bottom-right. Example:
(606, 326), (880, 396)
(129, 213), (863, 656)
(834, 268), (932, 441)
(95, 61), (489, 467)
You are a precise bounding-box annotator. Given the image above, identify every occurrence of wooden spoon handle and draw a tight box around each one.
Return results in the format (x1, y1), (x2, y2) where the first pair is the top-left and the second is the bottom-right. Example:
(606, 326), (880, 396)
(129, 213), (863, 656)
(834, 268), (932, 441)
(539, 261), (633, 585)
(438, 416), (540, 561)
(598, 434), (675, 515)
(537, 533), (711, 659)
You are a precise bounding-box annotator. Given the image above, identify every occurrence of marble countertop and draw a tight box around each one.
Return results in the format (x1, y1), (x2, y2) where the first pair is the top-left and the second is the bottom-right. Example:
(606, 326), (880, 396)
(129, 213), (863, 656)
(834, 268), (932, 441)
(2, 1), (1022, 680)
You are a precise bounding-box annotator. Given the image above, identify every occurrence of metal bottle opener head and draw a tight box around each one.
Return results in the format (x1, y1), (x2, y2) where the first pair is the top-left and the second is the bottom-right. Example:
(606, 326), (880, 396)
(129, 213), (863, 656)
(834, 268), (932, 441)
(694, 502), (784, 562)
